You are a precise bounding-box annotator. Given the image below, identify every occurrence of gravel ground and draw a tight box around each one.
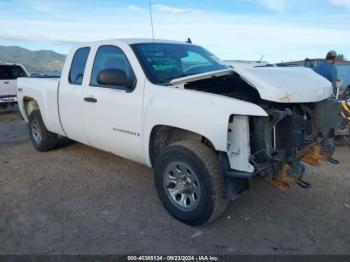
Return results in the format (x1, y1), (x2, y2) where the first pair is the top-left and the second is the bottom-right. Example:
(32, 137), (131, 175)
(0, 107), (349, 255)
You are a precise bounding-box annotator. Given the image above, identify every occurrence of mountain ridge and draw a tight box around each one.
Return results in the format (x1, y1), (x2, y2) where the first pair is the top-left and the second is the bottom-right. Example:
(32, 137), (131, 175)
(0, 45), (66, 73)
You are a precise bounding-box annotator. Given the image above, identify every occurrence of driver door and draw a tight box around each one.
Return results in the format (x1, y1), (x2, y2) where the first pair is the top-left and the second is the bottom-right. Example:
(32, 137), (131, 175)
(82, 45), (144, 162)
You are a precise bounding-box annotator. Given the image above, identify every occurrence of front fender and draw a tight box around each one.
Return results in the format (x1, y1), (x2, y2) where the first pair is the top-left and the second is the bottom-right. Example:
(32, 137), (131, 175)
(143, 85), (267, 166)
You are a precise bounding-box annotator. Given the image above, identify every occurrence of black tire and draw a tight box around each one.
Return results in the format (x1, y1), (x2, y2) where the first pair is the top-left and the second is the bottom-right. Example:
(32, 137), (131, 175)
(28, 110), (58, 152)
(154, 140), (229, 226)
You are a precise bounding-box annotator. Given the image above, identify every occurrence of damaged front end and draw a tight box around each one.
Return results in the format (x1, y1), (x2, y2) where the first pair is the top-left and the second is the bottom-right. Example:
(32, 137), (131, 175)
(176, 69), (341, 195)
(250, 99), (340, 191)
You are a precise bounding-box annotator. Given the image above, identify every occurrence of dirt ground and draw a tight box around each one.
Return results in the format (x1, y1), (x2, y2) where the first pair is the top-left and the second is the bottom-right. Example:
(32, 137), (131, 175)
(0, 107), (349, 255)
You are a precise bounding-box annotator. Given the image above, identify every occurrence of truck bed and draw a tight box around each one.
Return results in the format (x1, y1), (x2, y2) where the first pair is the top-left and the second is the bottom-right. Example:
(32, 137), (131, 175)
(17, 77), (65, 136)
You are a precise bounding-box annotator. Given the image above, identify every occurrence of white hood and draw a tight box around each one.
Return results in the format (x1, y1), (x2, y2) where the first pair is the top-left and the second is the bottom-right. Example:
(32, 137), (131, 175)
(170, 67), (333, 103)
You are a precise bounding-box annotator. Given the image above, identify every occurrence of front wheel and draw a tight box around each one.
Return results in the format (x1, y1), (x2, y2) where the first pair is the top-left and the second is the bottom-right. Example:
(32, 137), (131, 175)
(28, 110), (58, 151)
(154, 141), (229, 226)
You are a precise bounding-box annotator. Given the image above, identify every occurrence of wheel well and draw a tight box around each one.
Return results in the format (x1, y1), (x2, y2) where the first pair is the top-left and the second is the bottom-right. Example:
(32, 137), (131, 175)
(149, 125), (215, 166)
(23, 97), (39, 119)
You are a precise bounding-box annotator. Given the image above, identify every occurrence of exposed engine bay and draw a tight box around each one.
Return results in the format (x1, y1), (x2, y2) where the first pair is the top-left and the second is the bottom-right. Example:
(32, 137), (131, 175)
(182, 72), (341, 191)
(249, 100), (339, 189)
(183, 72), (261, 103)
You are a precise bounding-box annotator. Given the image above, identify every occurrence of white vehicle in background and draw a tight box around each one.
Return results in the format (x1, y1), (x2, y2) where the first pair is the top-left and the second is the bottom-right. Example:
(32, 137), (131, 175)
(17, 39), (339, 226)
(0, 63), (28, 107)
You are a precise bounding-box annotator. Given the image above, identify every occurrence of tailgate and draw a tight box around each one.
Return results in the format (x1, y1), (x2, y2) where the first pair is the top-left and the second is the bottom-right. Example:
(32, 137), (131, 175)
(0, 79), (16, 97)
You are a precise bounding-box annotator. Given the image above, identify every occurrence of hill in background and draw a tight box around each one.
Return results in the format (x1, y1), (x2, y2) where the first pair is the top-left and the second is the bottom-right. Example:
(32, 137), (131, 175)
(0, 45), (65, 73)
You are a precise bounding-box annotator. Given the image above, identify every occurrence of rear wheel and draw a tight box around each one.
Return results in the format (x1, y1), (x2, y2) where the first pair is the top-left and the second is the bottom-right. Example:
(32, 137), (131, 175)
(154, 140), (228, 226)
(28, 110), (58, 151)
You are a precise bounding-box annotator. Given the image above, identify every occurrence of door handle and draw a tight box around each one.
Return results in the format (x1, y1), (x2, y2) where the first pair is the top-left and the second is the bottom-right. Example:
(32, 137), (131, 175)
(84, 97), (97, 103)
(4, 81), (9, 84)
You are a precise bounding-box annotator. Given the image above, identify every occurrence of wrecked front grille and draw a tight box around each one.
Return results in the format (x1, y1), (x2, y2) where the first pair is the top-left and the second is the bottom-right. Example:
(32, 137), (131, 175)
(250, 98), (340, 170)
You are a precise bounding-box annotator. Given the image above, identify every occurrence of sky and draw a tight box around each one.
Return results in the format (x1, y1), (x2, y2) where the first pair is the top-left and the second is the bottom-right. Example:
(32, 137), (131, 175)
(0, 0), (350, 62)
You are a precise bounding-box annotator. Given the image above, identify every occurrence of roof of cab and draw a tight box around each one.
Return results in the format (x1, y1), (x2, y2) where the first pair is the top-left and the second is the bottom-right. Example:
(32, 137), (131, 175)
(76, 38), (192, 47)
(118, 38), (190, 45)
(0, 62), (15, 65)
(0, 63), (22, 66)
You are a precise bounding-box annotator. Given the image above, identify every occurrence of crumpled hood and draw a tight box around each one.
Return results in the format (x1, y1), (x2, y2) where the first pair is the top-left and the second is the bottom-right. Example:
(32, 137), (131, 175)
(232, 66), (332, 103)
(170, 67), (333, 103)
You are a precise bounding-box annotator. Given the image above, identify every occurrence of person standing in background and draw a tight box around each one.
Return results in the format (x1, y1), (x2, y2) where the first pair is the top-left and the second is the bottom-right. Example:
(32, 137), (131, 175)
(315, 51), (338, 96)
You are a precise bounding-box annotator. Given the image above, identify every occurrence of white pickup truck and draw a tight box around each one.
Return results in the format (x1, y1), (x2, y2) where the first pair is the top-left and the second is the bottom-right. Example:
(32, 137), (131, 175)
(17, 39), (339, 225)
(0, 63), (28, 107)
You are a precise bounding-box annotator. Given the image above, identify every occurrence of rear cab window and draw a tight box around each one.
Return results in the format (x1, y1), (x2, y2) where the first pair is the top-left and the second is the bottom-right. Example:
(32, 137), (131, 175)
(0, 65), (27, 80)
(69, 47), (90, 85)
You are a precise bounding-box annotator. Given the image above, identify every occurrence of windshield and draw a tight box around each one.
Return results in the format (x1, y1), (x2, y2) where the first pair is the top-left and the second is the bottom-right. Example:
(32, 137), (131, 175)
(131, 43), (229, 85)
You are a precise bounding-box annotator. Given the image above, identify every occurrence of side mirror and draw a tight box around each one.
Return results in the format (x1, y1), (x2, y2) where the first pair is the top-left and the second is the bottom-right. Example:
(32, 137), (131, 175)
(97, 69), (135, 89)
